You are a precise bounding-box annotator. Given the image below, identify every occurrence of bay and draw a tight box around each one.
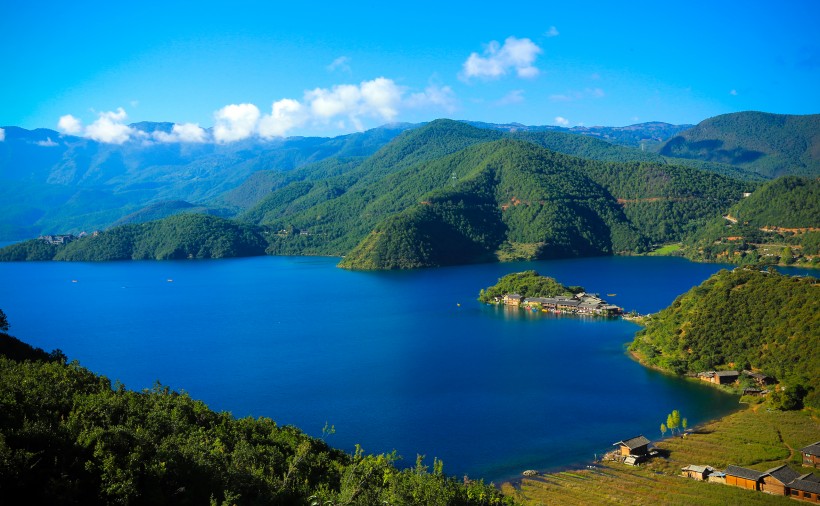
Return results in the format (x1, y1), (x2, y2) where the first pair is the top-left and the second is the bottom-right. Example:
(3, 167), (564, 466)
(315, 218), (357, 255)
(0, 256), (810, 482)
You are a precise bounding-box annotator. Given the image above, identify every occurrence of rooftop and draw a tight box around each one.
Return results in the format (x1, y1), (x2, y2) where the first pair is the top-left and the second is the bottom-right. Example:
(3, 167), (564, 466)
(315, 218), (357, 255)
(725, 465), (764, 481)
(613, 435), (651, 449)
(763, 464), (800, 484)
(802, 441), (820, 457)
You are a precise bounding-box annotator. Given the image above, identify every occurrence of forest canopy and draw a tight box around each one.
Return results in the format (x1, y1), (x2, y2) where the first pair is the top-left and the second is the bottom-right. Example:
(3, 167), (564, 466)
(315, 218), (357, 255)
(629, 268), (819, 409)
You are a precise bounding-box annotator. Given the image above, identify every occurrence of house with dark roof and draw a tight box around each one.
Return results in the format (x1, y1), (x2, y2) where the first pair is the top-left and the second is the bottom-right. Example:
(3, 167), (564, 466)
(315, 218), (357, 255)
(803, 442), (820, 469)
(742, 370), (775, 386)
(698, 370), (740, 385)
(613, 435), (651, 457)
(761, 464), (801, 495)
(788, 473), (820, 503)
(725, 465), (765, 490)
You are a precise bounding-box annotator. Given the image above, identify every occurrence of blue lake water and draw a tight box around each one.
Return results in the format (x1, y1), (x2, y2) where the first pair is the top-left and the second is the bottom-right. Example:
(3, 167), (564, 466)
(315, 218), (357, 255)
(0, 256), (812, 482)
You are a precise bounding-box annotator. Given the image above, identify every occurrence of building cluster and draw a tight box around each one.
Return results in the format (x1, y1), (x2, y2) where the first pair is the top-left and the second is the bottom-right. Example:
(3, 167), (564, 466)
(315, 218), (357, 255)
(38, 231), (98, 245)
(500, 292), (622, 316)
(680, 441), (820, 503)
(38, 234), (77, 245)
(605, 434), (820, 502)
(697, 369), (775, 395)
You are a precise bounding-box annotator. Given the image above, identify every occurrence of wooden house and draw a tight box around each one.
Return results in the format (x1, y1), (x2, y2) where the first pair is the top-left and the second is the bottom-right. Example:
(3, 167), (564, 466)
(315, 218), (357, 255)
(613, 435), (650, 457)
(760, 464), (800, 495)
(714, 370), (740, 384)
(681, 464), (714, 481)
(803, 442), (820, 469)
(725, 465), (765, 490)
(743, 370), (775, 386)
(503, 294), (523, 306)
(788, 473), (820, 503)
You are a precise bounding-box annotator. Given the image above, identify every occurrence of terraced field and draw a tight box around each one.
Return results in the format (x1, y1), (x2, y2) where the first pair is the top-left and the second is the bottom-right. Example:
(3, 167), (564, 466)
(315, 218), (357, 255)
(502, 406), (818, 505)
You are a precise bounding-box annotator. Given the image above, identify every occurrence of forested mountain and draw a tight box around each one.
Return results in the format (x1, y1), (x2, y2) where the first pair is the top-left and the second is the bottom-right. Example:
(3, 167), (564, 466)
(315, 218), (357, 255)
(659, 111), (820, 178)
(2, 113), (779, 242)
(0, 214), (268, 261)
(682, 176), (820, 266)
(2, 121), (754, 269)
(337, 139), (648, 269)
(0, 124), (411, 240)
(629, 268), (820, 409)
(0, 326), (509, 504)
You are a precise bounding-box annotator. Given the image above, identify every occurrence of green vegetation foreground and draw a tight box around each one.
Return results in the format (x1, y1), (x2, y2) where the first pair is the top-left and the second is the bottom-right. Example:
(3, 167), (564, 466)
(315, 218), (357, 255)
(0, 320), (511, 505)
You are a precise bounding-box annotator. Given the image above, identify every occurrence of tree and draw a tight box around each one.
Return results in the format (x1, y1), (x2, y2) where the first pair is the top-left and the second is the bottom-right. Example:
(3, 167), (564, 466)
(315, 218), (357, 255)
(0, 308), (8, 333)
(682, 418), (688, 432)
(781, 246), (794, 264)
(660, 423), (667, 437)
(667, 410), (681, 435)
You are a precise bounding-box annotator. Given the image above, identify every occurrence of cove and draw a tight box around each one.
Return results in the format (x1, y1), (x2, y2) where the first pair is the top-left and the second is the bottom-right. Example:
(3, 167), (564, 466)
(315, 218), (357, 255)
(0, 256), (806, 483)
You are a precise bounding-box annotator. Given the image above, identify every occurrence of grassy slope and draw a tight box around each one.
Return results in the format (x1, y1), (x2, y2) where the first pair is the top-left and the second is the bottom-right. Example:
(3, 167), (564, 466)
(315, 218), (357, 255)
(503, 406), (818, 505)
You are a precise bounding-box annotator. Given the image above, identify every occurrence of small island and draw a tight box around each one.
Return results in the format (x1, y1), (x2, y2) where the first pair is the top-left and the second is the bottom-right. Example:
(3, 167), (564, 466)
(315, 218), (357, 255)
(479, 270), (623, 316)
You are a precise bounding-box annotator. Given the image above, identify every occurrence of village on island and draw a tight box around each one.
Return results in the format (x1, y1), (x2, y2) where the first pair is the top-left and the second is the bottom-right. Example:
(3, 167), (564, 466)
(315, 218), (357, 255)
(494, 291), (623, 316)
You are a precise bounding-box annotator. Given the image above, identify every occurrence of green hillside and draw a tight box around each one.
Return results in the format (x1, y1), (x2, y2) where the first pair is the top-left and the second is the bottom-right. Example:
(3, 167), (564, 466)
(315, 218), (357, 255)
(338, 139), (650, 269)
(0, 327), (509, 505)
(0, 214), (268, 261)
(629, 267), (820, 409)
(659, 111), (820, 178)
(247, 121), (750, 266)
(682, 176), (820, 267)
(2, 121), (756, 269)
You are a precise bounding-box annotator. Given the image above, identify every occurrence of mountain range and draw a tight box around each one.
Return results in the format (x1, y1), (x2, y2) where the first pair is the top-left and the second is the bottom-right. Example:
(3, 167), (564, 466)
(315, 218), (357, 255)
(1, 111), (817, 269)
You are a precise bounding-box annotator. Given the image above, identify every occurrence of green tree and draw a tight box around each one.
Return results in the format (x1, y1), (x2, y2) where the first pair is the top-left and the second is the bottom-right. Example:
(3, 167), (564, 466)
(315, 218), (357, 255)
(660, 423), (667, 437)
(682, 418), (688, 432)
(0, 309), (8, 332)
(781, 246), (794, 264)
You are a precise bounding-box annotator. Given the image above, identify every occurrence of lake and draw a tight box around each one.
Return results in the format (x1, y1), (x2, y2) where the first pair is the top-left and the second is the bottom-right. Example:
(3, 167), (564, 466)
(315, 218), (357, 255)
(0, 256), (808, 482)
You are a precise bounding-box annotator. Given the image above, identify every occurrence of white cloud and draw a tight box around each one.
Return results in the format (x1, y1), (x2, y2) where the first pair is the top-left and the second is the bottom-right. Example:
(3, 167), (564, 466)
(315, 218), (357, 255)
(406, 84), (458, 113)
(546, 26), (559, 37)
(213, 103), (261, 143)
(327, 56), (352, 73)
(153, 123), (209, 143)
(554, 116), (569, 126)
(0, 127), (4, 142)
(84, 108), (135, 144)
(360, 77), (403, 120)
(461, 36), (542, 80)
(36, 137), (59, 147)
(258, 99), (308, 138)
(58, 114), (83, 135)
(494, 89), (525, 106)
(304, 77), (404, 131)
(730, 89), (738, 96)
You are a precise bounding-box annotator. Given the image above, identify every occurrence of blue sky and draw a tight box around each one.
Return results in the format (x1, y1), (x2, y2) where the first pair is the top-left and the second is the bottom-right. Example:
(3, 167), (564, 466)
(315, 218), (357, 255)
(2, 0), (818, 142)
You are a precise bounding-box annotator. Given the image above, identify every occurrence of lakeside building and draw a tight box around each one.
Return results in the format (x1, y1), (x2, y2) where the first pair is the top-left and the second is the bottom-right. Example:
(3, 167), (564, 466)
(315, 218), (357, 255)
(499, 293), (622, 316)
(697, 370), (740, 385)
(38, 234), (77, 245)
